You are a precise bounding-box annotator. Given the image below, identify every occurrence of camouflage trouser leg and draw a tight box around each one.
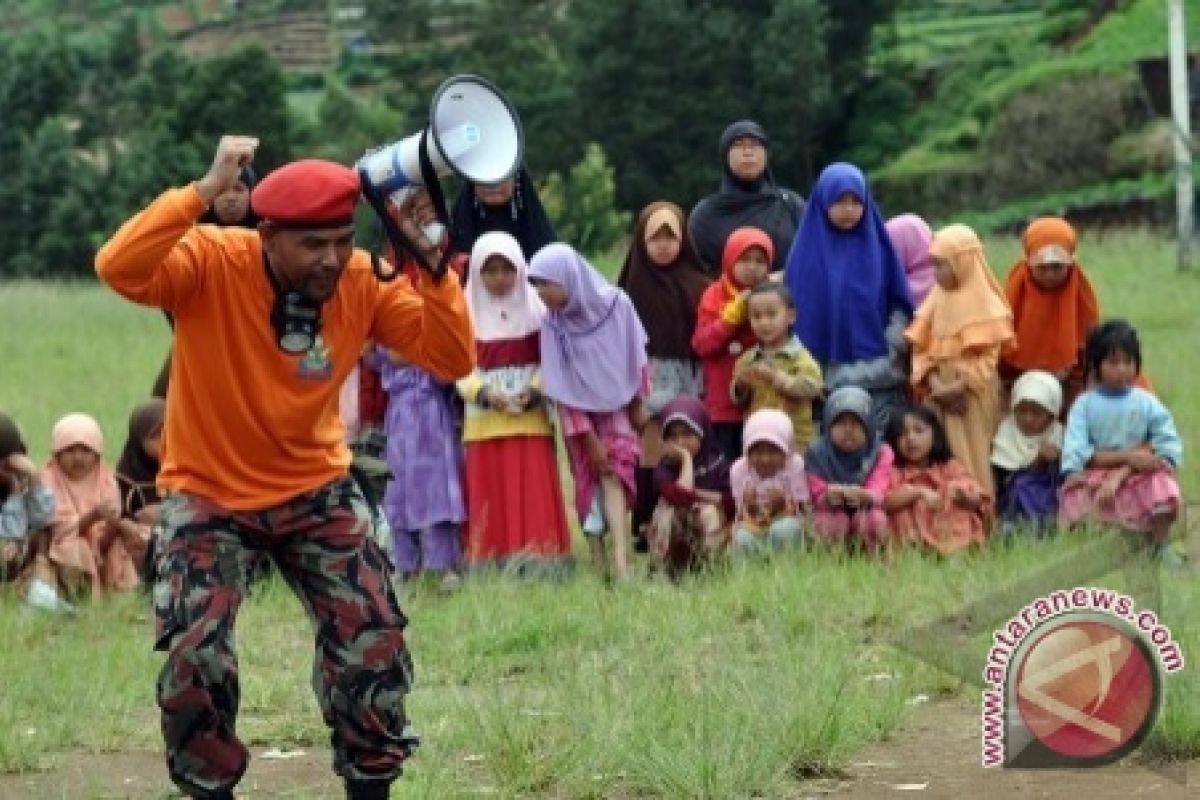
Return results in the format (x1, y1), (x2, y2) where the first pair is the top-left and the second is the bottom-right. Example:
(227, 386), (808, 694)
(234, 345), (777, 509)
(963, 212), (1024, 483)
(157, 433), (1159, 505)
(153, 476), (417, 799)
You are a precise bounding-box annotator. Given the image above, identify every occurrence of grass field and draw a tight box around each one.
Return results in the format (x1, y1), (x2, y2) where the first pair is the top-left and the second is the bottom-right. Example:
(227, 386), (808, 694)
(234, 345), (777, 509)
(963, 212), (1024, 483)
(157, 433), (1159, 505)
(1, 229), (1198, 796)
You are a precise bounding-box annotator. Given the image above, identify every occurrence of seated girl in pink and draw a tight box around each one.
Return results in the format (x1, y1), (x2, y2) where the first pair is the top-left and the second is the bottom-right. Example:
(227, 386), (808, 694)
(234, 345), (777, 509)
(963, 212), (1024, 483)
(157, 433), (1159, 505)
(884, 404), (991, 556)
(41, 413), (147, 595)
(805, 387), (892, 550)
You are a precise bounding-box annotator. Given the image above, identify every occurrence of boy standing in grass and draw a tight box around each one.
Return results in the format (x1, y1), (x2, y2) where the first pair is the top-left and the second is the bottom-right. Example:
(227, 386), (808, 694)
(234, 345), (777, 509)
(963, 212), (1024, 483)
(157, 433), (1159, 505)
(96, 136), (474, 800)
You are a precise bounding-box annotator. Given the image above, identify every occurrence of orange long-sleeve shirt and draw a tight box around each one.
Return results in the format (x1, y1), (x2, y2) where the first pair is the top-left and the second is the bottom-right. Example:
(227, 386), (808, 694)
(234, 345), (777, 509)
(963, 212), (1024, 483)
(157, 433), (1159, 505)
(96, 185), (475, 510)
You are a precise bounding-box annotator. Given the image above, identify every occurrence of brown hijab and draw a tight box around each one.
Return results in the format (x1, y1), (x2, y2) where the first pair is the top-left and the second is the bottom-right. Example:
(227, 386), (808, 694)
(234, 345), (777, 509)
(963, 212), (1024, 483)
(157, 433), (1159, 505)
(115, 399), (166, 518)
(616, 202), (712, 360)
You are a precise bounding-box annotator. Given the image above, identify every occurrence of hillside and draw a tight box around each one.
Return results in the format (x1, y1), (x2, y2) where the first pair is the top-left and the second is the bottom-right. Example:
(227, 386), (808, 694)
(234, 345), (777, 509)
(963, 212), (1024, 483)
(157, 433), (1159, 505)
(867, 0), (1200, 229)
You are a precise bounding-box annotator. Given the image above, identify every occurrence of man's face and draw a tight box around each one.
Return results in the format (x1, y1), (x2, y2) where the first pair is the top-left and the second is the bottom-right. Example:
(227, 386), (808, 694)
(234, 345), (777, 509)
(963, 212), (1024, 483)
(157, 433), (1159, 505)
(261, 224), (356, 303)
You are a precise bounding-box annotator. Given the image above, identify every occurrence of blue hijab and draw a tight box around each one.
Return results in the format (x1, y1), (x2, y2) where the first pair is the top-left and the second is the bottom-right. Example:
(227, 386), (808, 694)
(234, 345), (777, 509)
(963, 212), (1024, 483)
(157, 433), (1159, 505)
(784, 163), (913, 365)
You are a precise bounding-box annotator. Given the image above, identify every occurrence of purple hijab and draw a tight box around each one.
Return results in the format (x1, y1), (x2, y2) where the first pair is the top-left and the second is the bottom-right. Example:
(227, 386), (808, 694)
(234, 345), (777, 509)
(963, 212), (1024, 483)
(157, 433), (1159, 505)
(528, 243), (648, 412)
(656, 396), (730, 493)
(886, 214), (936, 307)
(784, 163), (914, 365)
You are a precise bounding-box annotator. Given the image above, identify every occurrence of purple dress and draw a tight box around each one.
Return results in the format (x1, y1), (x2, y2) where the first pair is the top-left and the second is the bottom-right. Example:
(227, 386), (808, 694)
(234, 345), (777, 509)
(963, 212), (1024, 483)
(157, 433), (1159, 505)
(380, 357), (465, 573)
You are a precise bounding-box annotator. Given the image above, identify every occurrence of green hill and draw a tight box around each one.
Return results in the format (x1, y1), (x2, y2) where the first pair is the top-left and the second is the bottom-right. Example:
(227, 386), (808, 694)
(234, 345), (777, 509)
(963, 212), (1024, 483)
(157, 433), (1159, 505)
(867, 0), (1200, 229)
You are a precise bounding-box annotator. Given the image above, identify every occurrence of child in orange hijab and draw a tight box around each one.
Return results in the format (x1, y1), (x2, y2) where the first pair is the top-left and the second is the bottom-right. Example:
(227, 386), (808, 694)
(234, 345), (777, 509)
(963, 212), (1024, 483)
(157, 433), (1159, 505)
(906, 225), (1015, 494)
(691, 227), (774, 459)
(1001, 217), (1098, 403)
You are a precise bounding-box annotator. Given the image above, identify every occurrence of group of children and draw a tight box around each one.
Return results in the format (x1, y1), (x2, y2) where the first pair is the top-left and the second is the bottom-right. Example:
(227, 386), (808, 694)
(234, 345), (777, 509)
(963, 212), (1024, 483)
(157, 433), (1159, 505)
(1, 402), (165, 609)
(354, 161), (1184, 585)
(0, 160), (1187, 607)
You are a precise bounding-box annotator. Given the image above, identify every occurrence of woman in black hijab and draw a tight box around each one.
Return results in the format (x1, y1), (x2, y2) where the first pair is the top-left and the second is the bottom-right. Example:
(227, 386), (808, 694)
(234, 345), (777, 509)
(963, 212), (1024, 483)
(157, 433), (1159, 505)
(450, 165), (557, 260)
(688, 120), (805, 276)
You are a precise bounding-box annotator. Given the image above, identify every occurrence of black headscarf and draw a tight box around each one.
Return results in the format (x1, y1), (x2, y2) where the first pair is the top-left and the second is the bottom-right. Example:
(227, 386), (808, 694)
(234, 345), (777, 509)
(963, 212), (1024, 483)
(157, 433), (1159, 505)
(115, 399), (166, 519)
(687, 120), (805, 276)
(0, 413), (27, 504)
(616, 201), (711, 359)
(451, 166), (557, 260)
(197, 166), (260, 228)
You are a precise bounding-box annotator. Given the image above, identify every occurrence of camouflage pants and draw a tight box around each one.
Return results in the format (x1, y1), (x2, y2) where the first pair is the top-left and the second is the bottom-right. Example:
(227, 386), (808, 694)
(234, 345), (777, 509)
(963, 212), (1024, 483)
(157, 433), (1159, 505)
(153, 476), (417, 799)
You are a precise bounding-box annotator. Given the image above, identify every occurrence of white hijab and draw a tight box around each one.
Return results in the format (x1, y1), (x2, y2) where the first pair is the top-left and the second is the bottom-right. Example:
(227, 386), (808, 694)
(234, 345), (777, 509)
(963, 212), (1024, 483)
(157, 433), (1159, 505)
(991, 370), (1065, 470)
(466, 231), (546, 342)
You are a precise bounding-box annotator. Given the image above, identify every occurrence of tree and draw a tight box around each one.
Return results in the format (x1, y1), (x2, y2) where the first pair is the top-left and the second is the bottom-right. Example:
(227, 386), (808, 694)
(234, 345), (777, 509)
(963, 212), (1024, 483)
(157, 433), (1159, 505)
(540, 143), (631, 255)
(566, 0), (831, 213)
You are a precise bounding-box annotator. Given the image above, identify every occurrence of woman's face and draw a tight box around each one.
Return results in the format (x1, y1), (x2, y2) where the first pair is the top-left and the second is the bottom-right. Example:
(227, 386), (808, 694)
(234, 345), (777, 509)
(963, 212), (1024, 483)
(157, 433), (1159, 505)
(645, 227), (681, 267)
(474, 178), (516, 208)
(1014, 401), (1054, 437)
(829, 414), (868, 454)
(142, 430), (163, 461)
(732, 246), (771, 288)
(748, 441), (787, 478)
(1030, 258), (1073, 291)
(56, 444), (99, 482)
(529, 277), (568, 311)
(213, 181), (251, 224)
(827, 192), (865, 231)
(727, 136), (767, 183)
(933, 255), (957, 290)
(480, 255), (518, 299)
(897, 413), (934, 466)
(664, 421), (703, 459)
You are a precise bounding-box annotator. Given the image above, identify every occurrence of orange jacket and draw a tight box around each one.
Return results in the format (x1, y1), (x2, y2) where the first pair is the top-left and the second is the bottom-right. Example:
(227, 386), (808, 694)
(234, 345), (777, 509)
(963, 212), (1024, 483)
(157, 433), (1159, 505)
(96, 184), (475, 510)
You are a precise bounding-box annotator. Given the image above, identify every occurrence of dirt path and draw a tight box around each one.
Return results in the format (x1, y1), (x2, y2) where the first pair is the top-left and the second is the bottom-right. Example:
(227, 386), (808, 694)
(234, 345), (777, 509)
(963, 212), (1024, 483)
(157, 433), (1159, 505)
(803, 698), (1195, 799)
(2, 701), (1195, 798)
(0, 746), (340, 799)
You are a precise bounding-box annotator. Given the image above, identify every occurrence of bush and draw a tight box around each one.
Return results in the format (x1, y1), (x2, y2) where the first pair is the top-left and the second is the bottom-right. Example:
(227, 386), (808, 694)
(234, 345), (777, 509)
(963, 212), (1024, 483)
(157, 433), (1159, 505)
(978, 74), (1148, 204)
(539, 143), (631, 258)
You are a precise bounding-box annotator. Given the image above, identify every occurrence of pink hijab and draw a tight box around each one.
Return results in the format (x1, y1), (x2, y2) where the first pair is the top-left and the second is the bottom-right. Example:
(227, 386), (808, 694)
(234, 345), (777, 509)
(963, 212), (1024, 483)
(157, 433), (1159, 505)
(42, 413), (120, 536)
(886, 214), (936, 307)
(466, 231), (546, 342)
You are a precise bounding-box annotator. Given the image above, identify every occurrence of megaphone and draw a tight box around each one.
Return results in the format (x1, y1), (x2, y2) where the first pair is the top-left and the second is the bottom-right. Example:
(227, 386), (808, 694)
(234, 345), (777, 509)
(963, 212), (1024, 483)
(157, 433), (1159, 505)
(357, 74), (525, 204)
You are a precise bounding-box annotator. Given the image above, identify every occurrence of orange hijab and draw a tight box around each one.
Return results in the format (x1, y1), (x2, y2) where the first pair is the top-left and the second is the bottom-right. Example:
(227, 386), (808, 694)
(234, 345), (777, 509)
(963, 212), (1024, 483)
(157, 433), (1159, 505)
(1003, 217), (1098, 373)
(697, 226), (775, 318)
(906, 224), (1014, 383)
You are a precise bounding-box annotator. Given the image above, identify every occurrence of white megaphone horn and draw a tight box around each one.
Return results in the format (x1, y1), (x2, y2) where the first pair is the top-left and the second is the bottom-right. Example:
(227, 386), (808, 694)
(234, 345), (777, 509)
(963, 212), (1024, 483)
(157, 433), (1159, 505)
(357, 74), (525, 203)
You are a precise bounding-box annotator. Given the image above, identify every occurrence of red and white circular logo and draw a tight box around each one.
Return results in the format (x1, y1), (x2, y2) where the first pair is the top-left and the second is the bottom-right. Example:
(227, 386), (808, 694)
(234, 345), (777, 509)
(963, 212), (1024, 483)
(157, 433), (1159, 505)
(1013, 613), (1162, 765)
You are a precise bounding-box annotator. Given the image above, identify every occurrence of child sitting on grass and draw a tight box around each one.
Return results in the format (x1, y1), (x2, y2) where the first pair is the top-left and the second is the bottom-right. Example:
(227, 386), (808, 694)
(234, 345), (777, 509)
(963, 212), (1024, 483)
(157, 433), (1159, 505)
(648, 397), (733, 577)
(884, 405), (990, 556)
(1059, 320), (1183, 564)
(806, 387), (893, 551)
(730, 409), (809, 556)
(991, 370), (1063, 534)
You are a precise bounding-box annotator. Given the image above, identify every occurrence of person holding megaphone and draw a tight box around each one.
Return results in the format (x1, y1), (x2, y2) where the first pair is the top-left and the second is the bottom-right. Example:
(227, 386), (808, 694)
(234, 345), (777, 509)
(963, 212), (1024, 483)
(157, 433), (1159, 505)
(95, 134), (474, 800)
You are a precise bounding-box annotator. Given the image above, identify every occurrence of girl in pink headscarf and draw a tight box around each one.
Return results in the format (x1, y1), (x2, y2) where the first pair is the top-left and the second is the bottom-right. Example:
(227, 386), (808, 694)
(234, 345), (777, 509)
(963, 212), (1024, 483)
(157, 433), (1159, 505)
(528, 243), (649, 581)
(39, 413), (148, 596)
(886, 214), (937, 308)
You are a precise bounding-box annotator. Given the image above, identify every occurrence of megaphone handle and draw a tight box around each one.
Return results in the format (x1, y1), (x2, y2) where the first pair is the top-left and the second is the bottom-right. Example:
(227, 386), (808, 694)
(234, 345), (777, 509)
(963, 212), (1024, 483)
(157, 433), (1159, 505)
(358, 167), (444, 282)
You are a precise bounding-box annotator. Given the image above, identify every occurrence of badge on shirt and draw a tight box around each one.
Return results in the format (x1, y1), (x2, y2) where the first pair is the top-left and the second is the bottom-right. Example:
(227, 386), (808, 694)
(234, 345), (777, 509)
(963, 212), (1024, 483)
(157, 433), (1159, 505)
(297, 336), (334, 381)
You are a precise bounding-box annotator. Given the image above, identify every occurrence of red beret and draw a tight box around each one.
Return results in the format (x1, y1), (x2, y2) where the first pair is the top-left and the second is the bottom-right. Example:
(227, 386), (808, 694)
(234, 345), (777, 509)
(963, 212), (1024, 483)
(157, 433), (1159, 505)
(251, 159), (360, 228)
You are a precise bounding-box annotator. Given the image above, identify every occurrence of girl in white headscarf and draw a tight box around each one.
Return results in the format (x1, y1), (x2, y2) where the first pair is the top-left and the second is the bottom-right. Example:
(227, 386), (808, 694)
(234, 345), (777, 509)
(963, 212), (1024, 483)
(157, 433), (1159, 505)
(990, 370), (1064, 532)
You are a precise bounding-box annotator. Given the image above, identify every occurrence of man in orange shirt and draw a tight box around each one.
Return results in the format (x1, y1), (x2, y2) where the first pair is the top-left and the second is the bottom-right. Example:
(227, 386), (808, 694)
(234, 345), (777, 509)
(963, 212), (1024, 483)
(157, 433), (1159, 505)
(96, 136), (475, 800)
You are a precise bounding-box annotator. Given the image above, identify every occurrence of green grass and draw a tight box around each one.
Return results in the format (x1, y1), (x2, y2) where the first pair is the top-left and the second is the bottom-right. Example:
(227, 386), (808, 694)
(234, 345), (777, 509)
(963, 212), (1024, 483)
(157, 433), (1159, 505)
(1, 231), (1199, 794)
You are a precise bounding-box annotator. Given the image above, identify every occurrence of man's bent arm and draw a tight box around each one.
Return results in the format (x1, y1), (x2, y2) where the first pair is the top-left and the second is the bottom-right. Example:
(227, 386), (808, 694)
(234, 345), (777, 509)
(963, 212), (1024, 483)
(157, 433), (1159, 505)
(95, 185), (211, 310)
